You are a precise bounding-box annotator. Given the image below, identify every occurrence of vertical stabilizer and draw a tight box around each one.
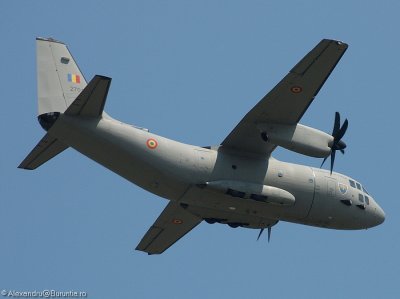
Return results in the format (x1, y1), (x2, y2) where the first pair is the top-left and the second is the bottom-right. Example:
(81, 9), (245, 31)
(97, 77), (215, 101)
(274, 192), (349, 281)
(37, 37), (87, 115)
(20, 38), (113, 170)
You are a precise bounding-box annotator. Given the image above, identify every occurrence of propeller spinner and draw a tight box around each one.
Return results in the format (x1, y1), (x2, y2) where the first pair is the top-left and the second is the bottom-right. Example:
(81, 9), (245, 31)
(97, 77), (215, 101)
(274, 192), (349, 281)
(321, 112), (348, 174)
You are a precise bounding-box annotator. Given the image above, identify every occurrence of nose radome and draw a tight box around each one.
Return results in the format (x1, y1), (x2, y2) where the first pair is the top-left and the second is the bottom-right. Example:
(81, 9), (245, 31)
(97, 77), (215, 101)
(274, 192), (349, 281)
(375, 204), (385, 225)
(368, 200), (385, 228)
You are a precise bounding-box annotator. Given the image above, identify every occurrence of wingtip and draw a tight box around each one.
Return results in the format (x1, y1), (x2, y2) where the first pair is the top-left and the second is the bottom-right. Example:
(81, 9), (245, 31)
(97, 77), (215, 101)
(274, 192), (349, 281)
(18, 162), (34, 170)
(323, 38), (348, 49)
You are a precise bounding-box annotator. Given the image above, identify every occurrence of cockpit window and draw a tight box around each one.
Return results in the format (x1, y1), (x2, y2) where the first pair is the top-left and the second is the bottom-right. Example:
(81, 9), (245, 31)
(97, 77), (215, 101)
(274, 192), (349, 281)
(364, 195), (370, 205)
(356, 182), (362, 190)
(358, 193), (364, 203)
(349, 180), (356, 188)
(362, 186), (369, 195)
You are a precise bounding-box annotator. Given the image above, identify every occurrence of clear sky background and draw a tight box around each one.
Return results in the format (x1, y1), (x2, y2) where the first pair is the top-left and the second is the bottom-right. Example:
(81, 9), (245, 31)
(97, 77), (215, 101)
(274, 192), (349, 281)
(1, 1), (399, 298)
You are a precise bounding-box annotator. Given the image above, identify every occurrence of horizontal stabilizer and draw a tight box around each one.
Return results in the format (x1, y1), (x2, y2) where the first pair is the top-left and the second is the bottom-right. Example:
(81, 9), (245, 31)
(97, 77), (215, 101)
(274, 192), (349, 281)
(136, 202), (202, 255)
(65, 75), (111, 117)
(18, 133), (68, 170)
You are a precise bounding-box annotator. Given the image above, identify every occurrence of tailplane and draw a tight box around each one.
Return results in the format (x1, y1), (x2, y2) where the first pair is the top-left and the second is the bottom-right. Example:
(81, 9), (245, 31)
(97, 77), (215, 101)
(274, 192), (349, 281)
(18, 134), (68, 170)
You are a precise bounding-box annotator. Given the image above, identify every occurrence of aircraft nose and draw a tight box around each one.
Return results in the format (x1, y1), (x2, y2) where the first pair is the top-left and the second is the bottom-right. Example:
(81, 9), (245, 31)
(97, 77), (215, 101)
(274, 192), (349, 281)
(375, 204), (385, 225)
(368, 201), (385, 228)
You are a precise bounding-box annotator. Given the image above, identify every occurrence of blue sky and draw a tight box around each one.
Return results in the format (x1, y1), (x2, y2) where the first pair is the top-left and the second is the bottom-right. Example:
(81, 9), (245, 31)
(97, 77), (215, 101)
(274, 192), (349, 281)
(1, 1), (399, 298)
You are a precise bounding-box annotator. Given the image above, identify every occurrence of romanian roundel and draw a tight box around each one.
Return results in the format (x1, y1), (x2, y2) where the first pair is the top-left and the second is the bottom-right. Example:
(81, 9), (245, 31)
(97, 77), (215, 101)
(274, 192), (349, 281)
(146, 138), (158, 149)
(290, 86), (303, 94)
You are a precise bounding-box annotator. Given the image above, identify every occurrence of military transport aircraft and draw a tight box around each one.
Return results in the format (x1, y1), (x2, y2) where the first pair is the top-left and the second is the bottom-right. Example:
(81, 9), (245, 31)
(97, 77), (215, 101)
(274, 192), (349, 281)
(19, 38), (385, 254)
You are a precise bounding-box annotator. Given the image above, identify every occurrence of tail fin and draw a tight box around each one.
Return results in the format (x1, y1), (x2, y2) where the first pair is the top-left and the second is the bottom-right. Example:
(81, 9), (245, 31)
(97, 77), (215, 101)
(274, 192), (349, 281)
(37, 37), (87, 115)
(19, 38), (111, 170)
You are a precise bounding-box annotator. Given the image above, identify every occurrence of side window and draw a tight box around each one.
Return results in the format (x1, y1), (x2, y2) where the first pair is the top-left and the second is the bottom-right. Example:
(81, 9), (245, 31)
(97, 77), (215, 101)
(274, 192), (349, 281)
(358, 193), (364, 203)
(349, 180), (356, 188)
(364, 195), (370, 205)
(356, 182), (362, 190)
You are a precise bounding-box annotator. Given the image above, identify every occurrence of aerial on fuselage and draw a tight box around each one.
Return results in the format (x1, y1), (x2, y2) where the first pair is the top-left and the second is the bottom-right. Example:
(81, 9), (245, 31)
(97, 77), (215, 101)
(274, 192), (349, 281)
(19, 37), (384, 255)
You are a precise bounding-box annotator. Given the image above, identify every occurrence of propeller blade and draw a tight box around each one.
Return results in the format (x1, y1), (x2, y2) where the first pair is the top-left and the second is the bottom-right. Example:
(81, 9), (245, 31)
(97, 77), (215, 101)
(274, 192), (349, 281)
(333, 112), (341, 136)
(268, 227), (272, 243)
(257, 228), (264, 241)
(330, 150), (336, 174)
(335, 119), (348, 141)
(322, 112), (349, 174)
(320, 156), (328, 168)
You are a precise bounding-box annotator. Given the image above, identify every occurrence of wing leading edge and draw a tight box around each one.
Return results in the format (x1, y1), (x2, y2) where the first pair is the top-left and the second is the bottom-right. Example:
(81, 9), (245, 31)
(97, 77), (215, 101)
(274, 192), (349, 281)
(221, 39), (348, 156)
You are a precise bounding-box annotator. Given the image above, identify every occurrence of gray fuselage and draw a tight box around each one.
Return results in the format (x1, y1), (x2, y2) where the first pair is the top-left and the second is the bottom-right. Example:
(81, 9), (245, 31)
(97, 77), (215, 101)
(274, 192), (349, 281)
(48, 114), (384, 231)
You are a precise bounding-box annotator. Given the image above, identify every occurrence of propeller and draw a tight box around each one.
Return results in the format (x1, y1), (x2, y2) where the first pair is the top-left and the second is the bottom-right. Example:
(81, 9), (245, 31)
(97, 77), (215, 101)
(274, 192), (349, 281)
(257, 226), (272, 242)
(321, 112), (348, 174)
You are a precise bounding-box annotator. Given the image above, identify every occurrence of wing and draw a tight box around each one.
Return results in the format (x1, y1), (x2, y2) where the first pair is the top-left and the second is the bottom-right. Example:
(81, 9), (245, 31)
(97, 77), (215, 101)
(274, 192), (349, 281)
(136, 201), (202, 255)
(221, 39), (348, 155)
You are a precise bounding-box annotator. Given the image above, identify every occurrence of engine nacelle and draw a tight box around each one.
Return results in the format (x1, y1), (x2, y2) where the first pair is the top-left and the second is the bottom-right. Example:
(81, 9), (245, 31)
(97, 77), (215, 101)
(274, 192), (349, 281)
(203, 180), (295, 206)
(258, 123), (333, 158)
